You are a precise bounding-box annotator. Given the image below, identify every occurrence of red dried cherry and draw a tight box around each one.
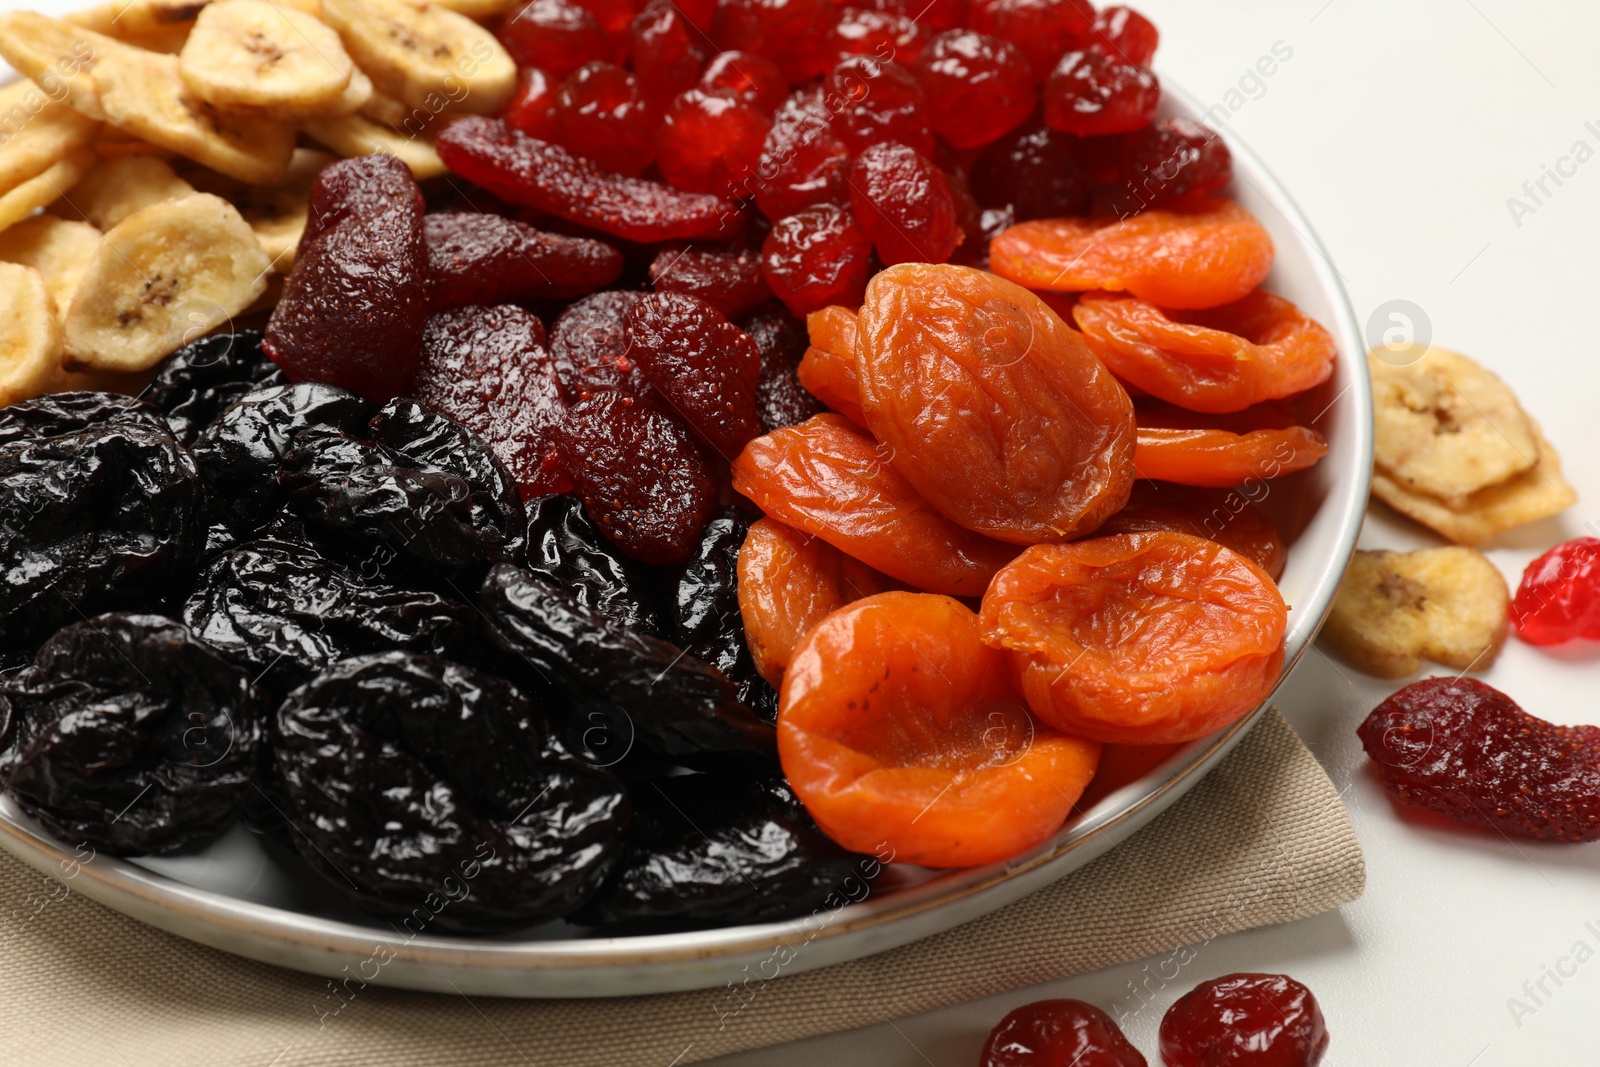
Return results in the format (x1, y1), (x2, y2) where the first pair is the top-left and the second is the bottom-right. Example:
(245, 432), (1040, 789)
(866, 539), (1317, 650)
(824, 56), (933, 156)
(506, 67), (560, 140)
(571, 0), (635, 38)
(827, 8), (924, 66)
(499, 0), (614, 80)
(713, 0), (834, 83)
(860, 0), (966, 34)
(754, 87), (853, 220)
(761, 203), (873, 316)
(1512, 537), (1600, 646)
(980, 999), (1146, 1067)
(555, 62), (656, 177)
(649, 242), (772, 318)
(1358, 676), (1600, 842)
(1043, 50), (1159, 136)
(914, 30), (1035, 149)
(971, 118), (1092, 219)
(657, 88), (772, 198)
(625, 292), (763, 457)
(1085, 5), (1159, 67)
(1107, 117), (1233, 215)
(698, 51), (787, 115)
(970, 0), (1094, 81)
(1160, 974), (1328, 1067)
(848, 142), (962, 266)
(629, 0), (706, 99)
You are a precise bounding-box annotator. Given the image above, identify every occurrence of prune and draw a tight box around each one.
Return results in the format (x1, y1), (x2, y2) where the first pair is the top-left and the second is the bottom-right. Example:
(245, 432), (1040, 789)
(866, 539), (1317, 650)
(579, 774), (867, 927)
(657, 89), (773, 200)
(555, 62), (656, 177)
(849, 142), (963, 266)
(1161, 973), (1329, 1067)
(674, 507), (780, 723)
(1358, 677), (1600, 842)
(144, 331), (287, 445)
(1107, 117), (1233, 215)
(424, 213), (623, 310)
(824, 57), (933, 156)
(761, 203), (874, 317)
(915, 30), (1035, 149)
(624, 293), (762, 457)
(1513, 537), (1600, 646)
(557, 391), (718, 565)
(548, 290), (651, 402)
(264, 155), (430, 405)
(413, 305), (571, 500)
(648, 242), (772, 319)
(971, 119), (1093, 219)
(0, 419), (203, 653)
(980, 1000), (1147, 1067)
(184, 538), (475, 698)
(1042, 50), (1159, 136)
(498, 0), (614, 79)
(274, 651), (628, 929)
(506, 66), (561, 139)
(827, 8), (924, 66)
(629, 0), (705, 99)
(698, 50), (787, 114)
(753, 88), (853, 221)
(0, 390), (167, 446)
(436, 117), (742, 244)
(1086, 5), (1159, 66)
(970, 0), (1094, 80)
(713, 0), (833, 83)
(738, 302), (826, 431)
(524, 494), (667, 637)
(478, 564), (777, 764)
(0, 613), (265, 855)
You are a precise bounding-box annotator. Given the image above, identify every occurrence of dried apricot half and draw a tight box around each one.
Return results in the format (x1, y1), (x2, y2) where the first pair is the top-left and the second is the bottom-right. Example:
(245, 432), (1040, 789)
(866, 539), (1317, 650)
(857, 263), (1136, 545)
(732, 414), (1017, 596)
(980, 532), (1287, 744)
(798, 305), (866, 425)
(1072, 289), (1337, 414)
(1134, 425), (1328, 487)
(988, 198), (1274, 309)
(780, 590), (1102, 867)
(1097, 482), (1287, 582)
(737, 516), (899, 687)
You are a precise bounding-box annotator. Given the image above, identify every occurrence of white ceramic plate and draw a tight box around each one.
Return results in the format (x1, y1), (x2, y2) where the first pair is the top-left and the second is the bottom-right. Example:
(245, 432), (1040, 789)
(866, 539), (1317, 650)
(0, 83), (1372, 998)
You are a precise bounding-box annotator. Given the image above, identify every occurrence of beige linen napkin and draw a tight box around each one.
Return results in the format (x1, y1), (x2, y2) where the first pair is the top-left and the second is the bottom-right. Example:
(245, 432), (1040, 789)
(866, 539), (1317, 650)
(0, 708), (1362, 1066)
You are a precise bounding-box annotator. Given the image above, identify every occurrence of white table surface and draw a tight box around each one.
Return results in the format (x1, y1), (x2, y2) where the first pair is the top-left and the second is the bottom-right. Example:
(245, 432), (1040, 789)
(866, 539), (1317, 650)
(7, 0), (1600, 1063)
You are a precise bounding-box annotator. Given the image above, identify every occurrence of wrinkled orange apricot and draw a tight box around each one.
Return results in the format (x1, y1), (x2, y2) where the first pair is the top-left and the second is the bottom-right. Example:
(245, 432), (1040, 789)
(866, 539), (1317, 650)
(732, 414), (1018, 596)
(856, 263), (1136, 545)
(988, 199), (1275, 309)
(779, 590), (1102, 868)
(798, 306), (867, 425)
(1097, 482), (1288, 581)
(1073, 289), (1337, 414)
(980, 532), (1287, 744)
(737, 516), (900, 687)
(1134, 425), (1328, 487)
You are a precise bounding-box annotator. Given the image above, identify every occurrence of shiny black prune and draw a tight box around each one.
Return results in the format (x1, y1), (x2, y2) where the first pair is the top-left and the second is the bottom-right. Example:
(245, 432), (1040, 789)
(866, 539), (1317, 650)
(0, 420), (203, 652)
(478, 564), (776, 767)
(738, 303), (824, 432)
(0, 391), (167, 446)
(144, 331), (288, 444)
(184, 538), (476, 699)
(273, 651), (629, 930)
(0, 614), (266, 855)
(524, 495), (666, 638)
(675, 507), (781, 725)
(579, 775), (870, 928)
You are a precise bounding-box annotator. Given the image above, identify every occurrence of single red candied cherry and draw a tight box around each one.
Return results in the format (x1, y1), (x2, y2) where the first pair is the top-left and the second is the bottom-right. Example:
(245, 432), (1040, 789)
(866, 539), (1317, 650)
(1512, 537), (1600, 646)
(1043, 50), (1159, 136)
(1085, 5), (1159, 67)
(827, 7), (924, 66)
(699, 51), (788, 115)
(713, 0), (835, 83)
(556, 62), (656, 176)
(825, 56), (933, 155)
(980, 999), (1146, 1067)
(848, 141), (962, 266)
(860, 0), (967, 34)
(505, 67), (560, 140)
(657, 89), (773, 198)
(1161, 974), (1328, 1067)
(753, 87), (854, 220)
(570, 0), (635, 38)
(761, 203), (873, 316)
(915, 30), (1035, 149)
(629, 0), (706, 98)
(969, 0), (1095, 81)
(1106, 117), (1232, 215)
(499, 0), (614, 80)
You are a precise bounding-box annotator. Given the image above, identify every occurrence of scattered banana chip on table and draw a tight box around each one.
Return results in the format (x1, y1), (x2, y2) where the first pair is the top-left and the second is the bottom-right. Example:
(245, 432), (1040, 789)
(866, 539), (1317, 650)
(55, 155), (197, 230)
(0, 216), (104, 323)
(1323, 546), (1510, 678)
(179, 0), (354, 112)
(0, 146), (97, 233)
(0, 262), (65, 405)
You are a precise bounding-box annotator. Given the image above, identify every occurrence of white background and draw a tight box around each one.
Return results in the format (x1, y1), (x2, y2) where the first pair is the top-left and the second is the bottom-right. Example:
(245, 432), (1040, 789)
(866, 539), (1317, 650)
(7, 0), (1600, 1063)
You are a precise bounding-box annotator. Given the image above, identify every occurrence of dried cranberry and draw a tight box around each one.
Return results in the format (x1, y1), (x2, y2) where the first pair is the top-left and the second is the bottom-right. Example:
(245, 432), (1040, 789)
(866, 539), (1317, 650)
(761, 203), (873, 316)
(1512, 537), (1600, 646)
(1160, 974), (1328, 1067)
(753, 88), (854, 220)
(548, 290), (650, 402)
(1358, 676), (1600, 842)
(554, 62), (656, 177)
(649, 242), (772, 318)
(1085, 5), (1159, 67)
(980, 999), (1146, 1067)
(1043, 50), (1159, 136)
(713, 0), (834, 83)
(827, 8), (924, 66)
(1106, 117), (1232, 215)
(824, 56), (933, 156)
(499, 0), (614, 79)
(969, 0), (1094, 80)
(506, 67), (561, 140)
(625, 293), (762, 457)
(629, 0), (706, 99)
(848, 141), (962, 265)
(657, 88), (773, 198)
(860, 0), (965, 34)
(699, 51), (787, 115)
(915, 31), (1035, 149)
(425, 213), (622, 309)
(971, 119), (1092, 219)
(739, 303), (824, 431)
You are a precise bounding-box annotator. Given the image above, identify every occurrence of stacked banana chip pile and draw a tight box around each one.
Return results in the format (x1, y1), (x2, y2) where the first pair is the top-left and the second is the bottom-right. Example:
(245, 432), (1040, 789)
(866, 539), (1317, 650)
(0, 0), (516, 402)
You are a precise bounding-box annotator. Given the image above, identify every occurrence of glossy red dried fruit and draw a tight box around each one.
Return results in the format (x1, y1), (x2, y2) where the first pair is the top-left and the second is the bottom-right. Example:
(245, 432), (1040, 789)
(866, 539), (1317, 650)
(1043, 50), (1159, 136)
(740, 303), (827, 432)
(849, 142), (963, 266)
(1086, 6), (1159, 68)
(698, 51), (787, 115)
(548, 290), (649, 402)
(1514, 538), (1600, 646)
(827, 8), (923, 66)
(553, 62), (656, 177)
(861, 0), (966, 33)
(761, 203), (873, 317)
(1161, 974), (1328, 1067)
(914, 30), (1035, 150)
(713, 0), (833, 83)
(657, 89), (773, 198)
(413, 305), (571, 499)
(1108, 117), (1233, 215)
(980, 999), (1147, 1067)
(499, 0), (615, 79)
(625, 292), (762, 457)
(437, 117), (740, 243)
(571, 0), (635, 37)
(970, 0), (1094, 81)
(628, 0), (706, 98)
(971, 119), (1092, 219)
(824, 57), (933, 156)
(265, 155), (428, 404)
(558, 391), (718, 564)
(425, 213), (622, 310)
(1358, 676), (1600, 842)
(649, 242), (772, 318)
(754, 88), (854, 220)
(506, 67), (560, 140)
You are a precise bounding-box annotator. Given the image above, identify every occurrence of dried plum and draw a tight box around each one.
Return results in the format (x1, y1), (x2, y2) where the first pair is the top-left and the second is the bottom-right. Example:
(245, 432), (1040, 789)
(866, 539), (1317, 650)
(675, 507), (779, 724)
(625, 292), (762, 458)
(0, 614), (265, 855)
(738, 302), (824, 431)
(424, 213), (623, 311)
(524, 495), (666, 638)
(0, 391), (167, 446)
(144, 331), (287, 445)
(273, 651), (628, 930)
(548, 290), (650, 402)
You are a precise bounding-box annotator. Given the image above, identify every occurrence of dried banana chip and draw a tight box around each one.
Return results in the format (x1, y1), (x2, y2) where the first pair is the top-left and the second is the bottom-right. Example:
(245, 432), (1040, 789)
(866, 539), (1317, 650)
(119, 24), (197, 54)
(302, 113), (446, 179)
(430, 0), (520, 17)
(231, 147), (334, 271)
(0, 263), (65, 406)
(0, 79), (102, 191)
(1370, 346), (1540, 505)
(179, 0), (354, 112)
(1372, 419), (1577, 547)
(358, 87), (440, 135)
(63, 155), (197, 231)
(63, 192), (271, 373)
(93, 45), (296, 184)
(1323, 546), (1509, 678)
(67, 0), (208, 36)
(0, 216), (104, 323)
(0, 12), (119, 122)
(320, 0), (516, 116)
(0, 146), (97, 233)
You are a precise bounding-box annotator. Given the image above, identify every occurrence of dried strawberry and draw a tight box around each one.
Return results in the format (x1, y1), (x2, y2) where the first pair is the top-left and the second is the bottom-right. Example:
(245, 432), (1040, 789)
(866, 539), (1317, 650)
(555, 62), (657, 177)
(425, 213), (622, 310)
(265, 155), (428, 404)
(970, 0), (1095, 80)
(824, 57), (933, 156)
(649, 243), (772, 318)
(629, 0), (705, 99)
(848, 142), (962, 266)
(1161, 974), (1328, 1067)
(713, 0), (834, 83)
(915, 31), (1036, 150)
(656, 89), (773, 198)
(625, 293), (762, 457)
(827, 8), (924, 66)
(753, 88), (854, 221)
(548, 290), (650, 402)
(1043, 50), (1159, 136)
(971, 118), (1092, 219)
(506, 67), (560, 140)
(698, 51), (787, 115)
(740, 303), (825, 431)
(761, 203), (873, 316)
(1358, 677), (1600, 842)
(436, 118), (742, 243)
(499, 0), (615, 79)
(1513, 538), (1600, 646)
(1085, 5), (1159, 67)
